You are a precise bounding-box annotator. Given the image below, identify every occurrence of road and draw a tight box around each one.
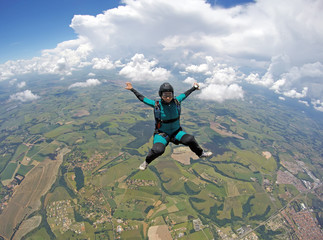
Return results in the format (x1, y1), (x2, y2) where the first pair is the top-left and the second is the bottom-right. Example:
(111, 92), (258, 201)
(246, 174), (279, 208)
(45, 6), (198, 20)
(238, 183), (322, 239)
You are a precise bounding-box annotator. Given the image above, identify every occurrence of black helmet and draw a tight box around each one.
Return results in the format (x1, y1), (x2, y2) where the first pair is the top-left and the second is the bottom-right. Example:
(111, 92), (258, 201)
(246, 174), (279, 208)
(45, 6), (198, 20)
(159, 82), (174, 97)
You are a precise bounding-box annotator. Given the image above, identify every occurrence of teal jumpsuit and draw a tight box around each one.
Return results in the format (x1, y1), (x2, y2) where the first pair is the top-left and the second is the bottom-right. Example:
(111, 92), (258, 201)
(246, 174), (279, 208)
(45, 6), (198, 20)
(130, 86), (203, 164)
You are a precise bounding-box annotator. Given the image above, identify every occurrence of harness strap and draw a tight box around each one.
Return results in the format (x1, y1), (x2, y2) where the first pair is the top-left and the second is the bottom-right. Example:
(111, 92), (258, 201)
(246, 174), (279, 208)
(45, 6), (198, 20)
(161, 117), (180, 124)
(154, 127), (183, 145)
(154, 99), (181, 130)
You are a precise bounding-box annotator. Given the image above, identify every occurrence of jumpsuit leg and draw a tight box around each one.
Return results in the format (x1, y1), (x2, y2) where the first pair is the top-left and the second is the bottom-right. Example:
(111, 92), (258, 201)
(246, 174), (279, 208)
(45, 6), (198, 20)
(145, 134), (168, 164)
(177, 132), (203, 157)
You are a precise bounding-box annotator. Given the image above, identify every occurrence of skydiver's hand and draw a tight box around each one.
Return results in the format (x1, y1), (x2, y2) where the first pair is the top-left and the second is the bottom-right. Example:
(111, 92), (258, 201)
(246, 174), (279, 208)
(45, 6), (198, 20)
(125, 82), (133, 90)
(193, 82), (200, 90)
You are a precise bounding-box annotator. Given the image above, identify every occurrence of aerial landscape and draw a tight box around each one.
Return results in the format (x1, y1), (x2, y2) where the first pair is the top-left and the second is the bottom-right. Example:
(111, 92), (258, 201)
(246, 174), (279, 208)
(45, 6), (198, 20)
(0, 0), (322, 239)
(0, 76), (322, 240)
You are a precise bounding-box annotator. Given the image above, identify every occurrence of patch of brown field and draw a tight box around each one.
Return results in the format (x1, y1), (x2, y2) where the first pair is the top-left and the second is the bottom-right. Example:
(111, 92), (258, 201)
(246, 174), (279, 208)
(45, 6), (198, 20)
(226, 180), (240, 197)
(75, 138), (84, 144)
(146, 201), (163, 219)
(167, 205), (179, 213)
(147, 209), (154, 219)
(73, 109), (90, 117)
(262, 151), (272, 159)
(148, 225), (172, 240)
(154, 200), (162, 207)
(154, 204), (167, 215)
(210, 122), (244, 140)
(0, 148), (70, 240)
(171, 147), (199, 165)
(143, 222), (148, 238)
(12, 215), (42, 240)
(21, 156), (32, 165)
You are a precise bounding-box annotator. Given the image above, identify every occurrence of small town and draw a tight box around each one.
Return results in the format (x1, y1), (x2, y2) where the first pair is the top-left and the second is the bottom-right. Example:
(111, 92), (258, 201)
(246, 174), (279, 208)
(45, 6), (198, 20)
(282, 205), (323, 240)
(0, 173), (25, 214)
(47, 200), (85, 234)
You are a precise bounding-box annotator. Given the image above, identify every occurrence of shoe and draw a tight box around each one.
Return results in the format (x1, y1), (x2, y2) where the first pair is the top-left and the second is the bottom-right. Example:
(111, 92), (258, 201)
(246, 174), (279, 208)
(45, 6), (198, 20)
(139, 161), (148, 170)
(200, 151), (212, 158)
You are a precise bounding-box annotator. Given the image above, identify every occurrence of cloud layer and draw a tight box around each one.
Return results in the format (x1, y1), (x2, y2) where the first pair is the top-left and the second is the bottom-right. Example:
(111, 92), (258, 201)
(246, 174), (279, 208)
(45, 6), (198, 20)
(9, 90), (39, 102)
(68, 78), (101, 89)
(119, 54), (171, 82)
(1, 0), (323, 110)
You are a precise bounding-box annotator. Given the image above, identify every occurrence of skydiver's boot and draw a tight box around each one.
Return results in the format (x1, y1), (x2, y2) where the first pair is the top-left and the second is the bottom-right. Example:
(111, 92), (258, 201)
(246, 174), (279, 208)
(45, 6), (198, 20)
(199, 151), (213, 158)
(139, 161), (148, 171)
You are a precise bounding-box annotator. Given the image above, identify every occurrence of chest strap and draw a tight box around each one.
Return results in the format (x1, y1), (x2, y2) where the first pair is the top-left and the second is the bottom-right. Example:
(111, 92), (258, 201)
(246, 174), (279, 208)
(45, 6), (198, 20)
(160, 117), (180, 123)
(154, 99), (181, 129)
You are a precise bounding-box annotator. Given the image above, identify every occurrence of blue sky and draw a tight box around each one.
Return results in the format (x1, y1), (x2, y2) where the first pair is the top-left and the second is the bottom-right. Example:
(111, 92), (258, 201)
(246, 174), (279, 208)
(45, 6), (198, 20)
(0, 0), (254, 63)
(1, 0), (322, 111)
(0, 0), (121, 63)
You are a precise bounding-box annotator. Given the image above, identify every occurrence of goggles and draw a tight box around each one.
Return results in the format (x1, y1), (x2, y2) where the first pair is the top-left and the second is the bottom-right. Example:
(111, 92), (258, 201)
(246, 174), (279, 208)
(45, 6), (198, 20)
(162, 92), (173, 98)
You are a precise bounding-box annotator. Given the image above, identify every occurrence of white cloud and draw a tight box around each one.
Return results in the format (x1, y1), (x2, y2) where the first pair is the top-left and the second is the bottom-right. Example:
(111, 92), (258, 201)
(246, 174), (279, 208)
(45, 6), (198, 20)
(0, 39), (93, 80)
(0, 0), (322, 109)
(183, 77), (196, 85)
(119, 54), (171, 82)
(92, 56), (115, 70)
(68, 78), (101, 89)
(9, 90), (39, 102)
(186, 63), (210, 74)
(183, 56), (244, 101)
(197, 84), (244, 103)
(298, 100), (309, 107)
(17, 81), (26, 88)
(311, 99), (323, 112)
(183, 76), (207, 88)
(9, 78), (17, 85)
(249, 57), (323, 102)
(283, 87), (308, 99)
(278, 96), (286, 101)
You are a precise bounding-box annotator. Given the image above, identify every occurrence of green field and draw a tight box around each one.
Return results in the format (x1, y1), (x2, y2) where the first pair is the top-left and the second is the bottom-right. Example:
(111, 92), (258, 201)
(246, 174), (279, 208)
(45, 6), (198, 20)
(0, 162), (17, 180)
(0, 78), (322, 240)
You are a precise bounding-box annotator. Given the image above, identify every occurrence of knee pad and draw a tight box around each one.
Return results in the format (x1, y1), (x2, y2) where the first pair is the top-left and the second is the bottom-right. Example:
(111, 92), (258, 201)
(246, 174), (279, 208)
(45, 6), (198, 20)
(152, 142), (166, 155)
(181, 134), (195, 145)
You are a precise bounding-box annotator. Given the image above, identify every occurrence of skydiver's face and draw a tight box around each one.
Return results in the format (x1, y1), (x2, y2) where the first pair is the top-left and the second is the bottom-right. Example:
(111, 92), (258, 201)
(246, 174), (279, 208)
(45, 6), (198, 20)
(162, 92), (173, 103)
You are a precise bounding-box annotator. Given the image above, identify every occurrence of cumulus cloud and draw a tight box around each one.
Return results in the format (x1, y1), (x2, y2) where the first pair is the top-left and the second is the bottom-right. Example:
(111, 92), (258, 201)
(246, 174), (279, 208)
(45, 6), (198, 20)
(183, 56), (244, 101)
(197, 84), (244, 103)
(283, 87), (308, 99)
(0, 0), (322, 109)
(119, 54), (171, 82)
(92, 56), (115, 70)
(278, 96), (286, 101)
(68, 78), (101, 89)
(9, 90), (39, 102)
(247, 56), (323, 103)
(298, 100), (309, 107)
(312, 99), (323, 112)
(17, 81), (26, 88)
(183, 77), (196, 85)
(0, 39), (93, 80)
(9, 78), (17, 85)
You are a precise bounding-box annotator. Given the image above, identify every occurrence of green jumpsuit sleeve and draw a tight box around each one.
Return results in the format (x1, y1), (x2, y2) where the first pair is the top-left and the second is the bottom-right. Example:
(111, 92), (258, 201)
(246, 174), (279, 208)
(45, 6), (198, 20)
(130, 88), (155, 107)
(176, 86), (198, 102)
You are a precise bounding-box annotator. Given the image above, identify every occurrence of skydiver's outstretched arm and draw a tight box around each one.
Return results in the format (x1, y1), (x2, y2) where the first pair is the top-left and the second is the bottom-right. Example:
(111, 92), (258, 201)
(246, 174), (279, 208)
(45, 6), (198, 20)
(176, 83), (199, 102)
(125, 82), (155, 107)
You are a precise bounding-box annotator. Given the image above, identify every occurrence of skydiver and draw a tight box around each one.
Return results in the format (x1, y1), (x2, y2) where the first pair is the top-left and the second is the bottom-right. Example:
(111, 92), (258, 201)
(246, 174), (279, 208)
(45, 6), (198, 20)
(125, 82), (212, 170)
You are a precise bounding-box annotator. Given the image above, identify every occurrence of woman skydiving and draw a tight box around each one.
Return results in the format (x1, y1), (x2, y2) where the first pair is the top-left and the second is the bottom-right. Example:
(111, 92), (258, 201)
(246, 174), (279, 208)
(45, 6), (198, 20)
(125, 82), (212, 170)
